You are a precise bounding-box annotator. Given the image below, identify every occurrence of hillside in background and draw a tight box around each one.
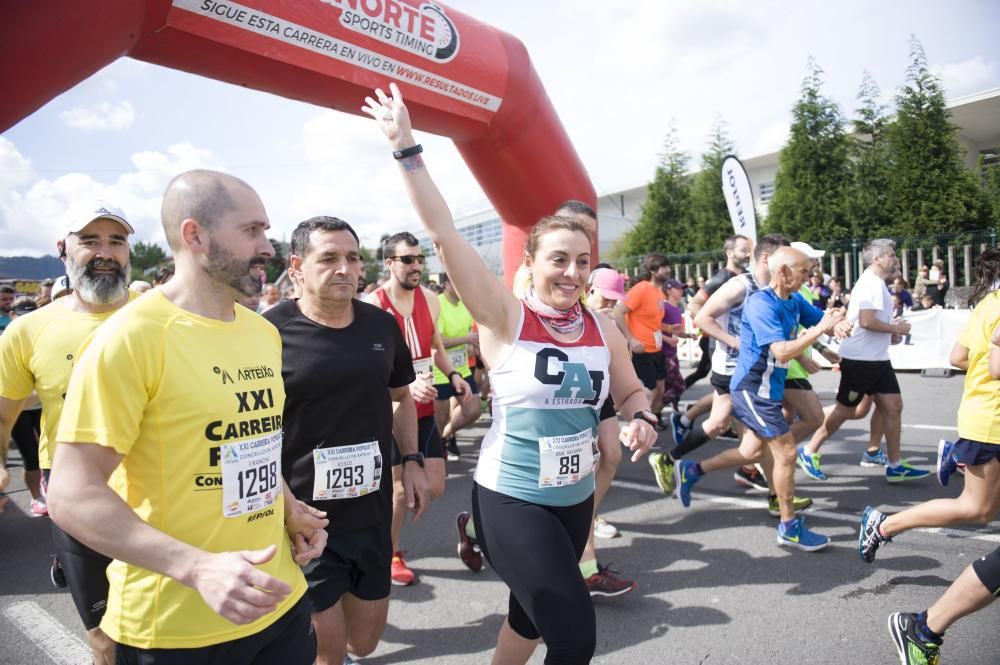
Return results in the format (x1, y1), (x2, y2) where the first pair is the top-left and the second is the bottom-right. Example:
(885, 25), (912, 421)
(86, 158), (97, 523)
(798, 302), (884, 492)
(0, 256), (64, 280)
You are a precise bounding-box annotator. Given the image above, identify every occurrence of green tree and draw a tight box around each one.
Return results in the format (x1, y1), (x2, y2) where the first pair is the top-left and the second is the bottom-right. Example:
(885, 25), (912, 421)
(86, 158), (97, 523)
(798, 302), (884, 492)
(130, 241), (168, 280)
(884, 37), (987, 236)
(688, 118), (737, 251)
(263, 238), (287, 284)
(621, 124), (691, 257)
(980, 156), (1000, 231)
(848, 71), (893, 238)
(767, 58), (852, 241)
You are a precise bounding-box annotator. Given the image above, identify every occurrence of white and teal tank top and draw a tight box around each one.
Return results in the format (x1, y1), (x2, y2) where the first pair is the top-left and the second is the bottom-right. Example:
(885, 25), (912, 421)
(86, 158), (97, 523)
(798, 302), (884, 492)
(475, 302), (610, 506)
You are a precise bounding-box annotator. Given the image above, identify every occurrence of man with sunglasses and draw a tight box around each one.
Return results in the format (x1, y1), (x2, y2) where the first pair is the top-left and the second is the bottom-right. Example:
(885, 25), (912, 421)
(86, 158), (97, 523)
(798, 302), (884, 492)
(366, 231), (469, 586)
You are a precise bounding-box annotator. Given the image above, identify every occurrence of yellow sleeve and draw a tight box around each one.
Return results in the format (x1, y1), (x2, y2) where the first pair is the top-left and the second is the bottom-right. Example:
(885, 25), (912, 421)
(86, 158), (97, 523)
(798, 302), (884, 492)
(0, 318), (36, 400)
(56, 322), (157, 455)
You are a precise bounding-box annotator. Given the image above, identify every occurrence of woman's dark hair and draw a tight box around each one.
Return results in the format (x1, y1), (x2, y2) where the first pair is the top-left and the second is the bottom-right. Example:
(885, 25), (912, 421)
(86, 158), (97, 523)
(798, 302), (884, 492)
(968, 248), (1000, 308)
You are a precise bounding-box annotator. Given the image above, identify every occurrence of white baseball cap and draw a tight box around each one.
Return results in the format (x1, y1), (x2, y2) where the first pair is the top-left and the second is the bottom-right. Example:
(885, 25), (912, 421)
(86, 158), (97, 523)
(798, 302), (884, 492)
(791, 241), (825, 259)
(63, 200), (135, 237)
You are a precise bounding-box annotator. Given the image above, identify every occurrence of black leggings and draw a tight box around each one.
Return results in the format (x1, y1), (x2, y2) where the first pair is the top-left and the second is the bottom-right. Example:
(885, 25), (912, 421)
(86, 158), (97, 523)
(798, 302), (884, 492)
(11, 409), (41, 472)
(684, 336), (711, 388)
(472, 484), (595, 665)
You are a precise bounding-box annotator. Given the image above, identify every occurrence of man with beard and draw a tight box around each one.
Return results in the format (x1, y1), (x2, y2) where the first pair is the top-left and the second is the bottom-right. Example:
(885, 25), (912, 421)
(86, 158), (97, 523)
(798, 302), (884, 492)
(48, 171), (327, 665)
(0, 285), (14, 333)
(365, 231), (468, 586)
(0, 200), (138, 664)
(265, 216), (428, 665)
(802, 239), (930, 483)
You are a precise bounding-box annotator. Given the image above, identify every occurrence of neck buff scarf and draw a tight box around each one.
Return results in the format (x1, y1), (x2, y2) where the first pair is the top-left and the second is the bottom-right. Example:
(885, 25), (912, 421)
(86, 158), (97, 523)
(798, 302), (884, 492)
(524, 284), (584, 336)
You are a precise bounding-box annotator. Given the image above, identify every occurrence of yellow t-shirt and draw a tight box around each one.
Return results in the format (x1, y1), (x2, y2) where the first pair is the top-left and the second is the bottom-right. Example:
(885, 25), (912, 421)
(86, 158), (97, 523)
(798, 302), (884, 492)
(956, 290), (1000, 444)
(434, 294), (474, 383)
(0, 292), (139, 469)
(56, 291), (306, 649)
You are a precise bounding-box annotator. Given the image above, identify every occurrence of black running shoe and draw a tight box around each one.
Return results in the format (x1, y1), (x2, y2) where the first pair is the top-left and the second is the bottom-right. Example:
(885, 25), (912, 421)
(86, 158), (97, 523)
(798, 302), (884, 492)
(50, 555), (67, 588)
(445, 436), (460, 462)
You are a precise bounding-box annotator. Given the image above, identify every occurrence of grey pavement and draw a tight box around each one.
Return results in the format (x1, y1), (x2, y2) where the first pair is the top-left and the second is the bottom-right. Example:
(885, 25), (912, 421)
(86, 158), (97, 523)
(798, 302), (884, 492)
(2, 370), (999, 664)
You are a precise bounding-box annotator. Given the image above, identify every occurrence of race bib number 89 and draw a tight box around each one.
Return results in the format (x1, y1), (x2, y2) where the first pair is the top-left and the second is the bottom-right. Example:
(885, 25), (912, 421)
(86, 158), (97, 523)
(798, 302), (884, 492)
(538, 429), (596, 488)
(221, 432), (282, 518)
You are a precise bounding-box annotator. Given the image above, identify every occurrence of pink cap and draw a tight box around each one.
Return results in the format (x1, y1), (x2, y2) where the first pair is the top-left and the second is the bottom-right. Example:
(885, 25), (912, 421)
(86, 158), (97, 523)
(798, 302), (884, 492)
(590, 268), (626, 301)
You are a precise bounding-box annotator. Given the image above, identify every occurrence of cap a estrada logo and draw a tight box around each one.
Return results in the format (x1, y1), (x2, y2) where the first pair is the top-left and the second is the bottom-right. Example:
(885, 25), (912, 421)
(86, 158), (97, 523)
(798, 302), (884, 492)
(320, 0), (460, 63)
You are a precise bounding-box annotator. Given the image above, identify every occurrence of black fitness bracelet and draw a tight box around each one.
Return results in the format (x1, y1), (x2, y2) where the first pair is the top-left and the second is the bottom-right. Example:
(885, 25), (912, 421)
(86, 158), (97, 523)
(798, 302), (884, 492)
(393, 144), (423, 160)
(448, 370), (463, 382)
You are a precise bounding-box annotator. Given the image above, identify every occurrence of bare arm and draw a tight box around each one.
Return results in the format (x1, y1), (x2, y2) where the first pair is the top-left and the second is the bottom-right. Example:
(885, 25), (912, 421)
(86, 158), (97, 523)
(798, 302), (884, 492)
(693, 279), (746, 349)
(614, 302), (643, 353)
(686, 290), (708, 317)
(48, 443), (293, 625)
(390, 385), (428, 518)
(949, 343), (970, 371)
(859, 308), (910, 335)
(0, 396), (28, 470)
(363, 84), (519, 340)
(770, 309), (843, 364)
(600, 315), (657, 461)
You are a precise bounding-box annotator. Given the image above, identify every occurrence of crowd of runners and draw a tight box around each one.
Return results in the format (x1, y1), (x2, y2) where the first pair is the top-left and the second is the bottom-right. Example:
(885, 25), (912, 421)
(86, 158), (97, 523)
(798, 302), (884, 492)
(0, 83), (998, 665)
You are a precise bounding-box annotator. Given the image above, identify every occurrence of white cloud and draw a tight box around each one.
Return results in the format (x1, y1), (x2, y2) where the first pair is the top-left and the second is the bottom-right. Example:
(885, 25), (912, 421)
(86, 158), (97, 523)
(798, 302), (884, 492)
(0, 140), (223, 256)
(750, 122), (790, 157)
(931, 56), (997, 99)
(59, 100), (136, 131)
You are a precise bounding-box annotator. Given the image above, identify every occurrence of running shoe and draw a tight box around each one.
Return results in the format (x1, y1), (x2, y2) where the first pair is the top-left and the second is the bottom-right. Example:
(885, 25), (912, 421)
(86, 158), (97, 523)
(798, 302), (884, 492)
(445, 436), (461, 462)
(860, 449), (889, 467)
(29, 498), (49, 517)
(648, 452), (676, 495)
(675, 460), (701, 508)
(584, 563), (635, 598)
(767, 495), (813, 517)
(936, 439), (958, 487)
(734, 465), (768, 492)
(670, 412), (691, 445)
(455, 512), (483, 572)
(593, 516), (619, 539)
(776, 516), (829, 551)
(888, 612), (941, 665)
(859, 506), (890, 563)
(50, 555), (67, 588)
(796, 446), (827, 481)
(886, 460), (931, 483)
(391, 551), (418, 586)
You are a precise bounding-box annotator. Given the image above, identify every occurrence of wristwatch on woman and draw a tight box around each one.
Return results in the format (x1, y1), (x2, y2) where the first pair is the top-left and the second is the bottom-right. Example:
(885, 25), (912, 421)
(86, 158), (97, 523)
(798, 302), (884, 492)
(631, 410), (659, 427)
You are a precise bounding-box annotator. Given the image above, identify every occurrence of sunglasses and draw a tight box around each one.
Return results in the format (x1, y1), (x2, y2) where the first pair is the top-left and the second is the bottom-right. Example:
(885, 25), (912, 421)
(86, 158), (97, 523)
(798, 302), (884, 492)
(389, 255), (426, 265)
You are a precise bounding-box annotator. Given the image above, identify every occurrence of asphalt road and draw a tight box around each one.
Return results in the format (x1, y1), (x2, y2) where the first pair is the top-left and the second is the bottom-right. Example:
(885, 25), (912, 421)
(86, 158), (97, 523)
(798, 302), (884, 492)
(2, 370), (998, 664)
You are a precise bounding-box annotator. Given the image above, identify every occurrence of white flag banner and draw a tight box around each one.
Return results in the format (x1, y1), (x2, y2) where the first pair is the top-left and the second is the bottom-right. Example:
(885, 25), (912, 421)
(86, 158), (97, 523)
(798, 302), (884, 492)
(721, 156), (757, 244)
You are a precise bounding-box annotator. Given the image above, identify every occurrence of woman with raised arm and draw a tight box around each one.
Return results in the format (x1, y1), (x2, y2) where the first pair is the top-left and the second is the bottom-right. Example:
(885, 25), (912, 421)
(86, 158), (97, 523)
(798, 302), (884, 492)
(363, 83), (657, 665)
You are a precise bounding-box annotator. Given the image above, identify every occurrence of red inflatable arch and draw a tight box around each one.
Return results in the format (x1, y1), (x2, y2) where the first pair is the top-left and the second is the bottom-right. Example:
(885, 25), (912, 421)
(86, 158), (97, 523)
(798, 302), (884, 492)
(1, 0), (596, 283)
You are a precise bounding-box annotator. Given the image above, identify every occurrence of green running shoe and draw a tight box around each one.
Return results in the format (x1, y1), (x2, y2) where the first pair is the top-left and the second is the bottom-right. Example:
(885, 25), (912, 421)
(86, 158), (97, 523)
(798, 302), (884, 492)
(767, 495), (813, 517)
(888, 612), (940, 665)
(648, 452), (676, 495)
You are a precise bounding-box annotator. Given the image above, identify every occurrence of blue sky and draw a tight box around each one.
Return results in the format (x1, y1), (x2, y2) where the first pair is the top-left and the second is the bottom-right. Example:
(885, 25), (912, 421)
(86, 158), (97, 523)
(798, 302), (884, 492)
(2, 0), (998, 256)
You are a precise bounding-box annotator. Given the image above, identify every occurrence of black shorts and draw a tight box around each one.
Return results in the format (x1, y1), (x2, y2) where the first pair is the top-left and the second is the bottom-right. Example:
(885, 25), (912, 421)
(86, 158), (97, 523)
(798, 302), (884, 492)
(632, 351), (666, 390)
(434, 374), (479, 400)
(391, 415), (443, 465)
(11, 408), (41, 472)
(44, 469), (111, 631)
(599, 398), (616, 422)
(302, 521), (392, 612)
(710, 372), (732, 396)
(116, 596), (315, 665)
(954, 438), (1000, 466)
(836, 359), (900, 407)
(784, 378), (813, 391)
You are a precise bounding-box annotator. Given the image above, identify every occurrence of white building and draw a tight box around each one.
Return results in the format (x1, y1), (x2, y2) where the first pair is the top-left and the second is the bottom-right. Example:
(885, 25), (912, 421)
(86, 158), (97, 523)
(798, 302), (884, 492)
(420, 87), (999, 278)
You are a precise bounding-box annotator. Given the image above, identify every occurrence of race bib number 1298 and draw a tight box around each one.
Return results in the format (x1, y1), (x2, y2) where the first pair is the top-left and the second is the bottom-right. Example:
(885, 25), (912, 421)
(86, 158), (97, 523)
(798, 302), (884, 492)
(220, 432), (282, 518)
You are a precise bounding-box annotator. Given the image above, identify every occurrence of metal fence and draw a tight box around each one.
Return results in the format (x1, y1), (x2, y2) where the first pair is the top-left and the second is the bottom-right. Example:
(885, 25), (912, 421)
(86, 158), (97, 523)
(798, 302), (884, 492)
(612, 228), (999, 291)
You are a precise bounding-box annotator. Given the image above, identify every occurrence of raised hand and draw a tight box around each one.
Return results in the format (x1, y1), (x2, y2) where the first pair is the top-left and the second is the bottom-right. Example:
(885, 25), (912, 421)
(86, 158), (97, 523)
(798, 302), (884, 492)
(361, 82), (414, 149)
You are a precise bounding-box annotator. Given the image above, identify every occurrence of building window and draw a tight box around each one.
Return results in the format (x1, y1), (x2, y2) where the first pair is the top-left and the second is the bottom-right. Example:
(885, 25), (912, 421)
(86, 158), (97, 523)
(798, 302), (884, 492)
(759, 182), (775, 203)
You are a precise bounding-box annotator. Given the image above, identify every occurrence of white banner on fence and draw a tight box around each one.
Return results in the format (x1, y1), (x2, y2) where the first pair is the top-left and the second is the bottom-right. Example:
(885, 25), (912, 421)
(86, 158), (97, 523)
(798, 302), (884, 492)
(721, 155), (757, 244)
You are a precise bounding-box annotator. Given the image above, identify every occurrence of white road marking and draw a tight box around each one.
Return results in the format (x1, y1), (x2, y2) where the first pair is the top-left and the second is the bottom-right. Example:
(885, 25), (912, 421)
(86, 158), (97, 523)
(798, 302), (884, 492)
(613, 478), (1000, 543)
(904, 424), (959, 432)
(1, 601), (90, 665)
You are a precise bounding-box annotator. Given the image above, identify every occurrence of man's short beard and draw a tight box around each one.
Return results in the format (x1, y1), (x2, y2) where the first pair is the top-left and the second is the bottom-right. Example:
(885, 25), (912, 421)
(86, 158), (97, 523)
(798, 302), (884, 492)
(203, 238), (265, 297)
(66, 256), (129, 305)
